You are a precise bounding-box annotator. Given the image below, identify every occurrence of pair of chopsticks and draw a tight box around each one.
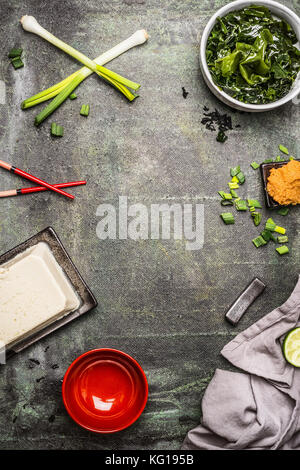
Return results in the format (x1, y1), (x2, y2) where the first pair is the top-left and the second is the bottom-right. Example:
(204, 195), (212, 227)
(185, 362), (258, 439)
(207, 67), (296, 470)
(0, 160), (85, 199)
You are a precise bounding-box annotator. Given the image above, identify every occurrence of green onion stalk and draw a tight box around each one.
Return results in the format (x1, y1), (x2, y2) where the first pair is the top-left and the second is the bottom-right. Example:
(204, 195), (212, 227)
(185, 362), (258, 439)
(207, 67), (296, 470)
(20, 16), (148, 125)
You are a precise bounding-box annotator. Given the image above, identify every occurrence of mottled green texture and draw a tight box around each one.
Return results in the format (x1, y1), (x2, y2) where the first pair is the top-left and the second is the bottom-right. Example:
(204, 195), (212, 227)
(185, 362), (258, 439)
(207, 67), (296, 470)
(0, 0), (299, 450)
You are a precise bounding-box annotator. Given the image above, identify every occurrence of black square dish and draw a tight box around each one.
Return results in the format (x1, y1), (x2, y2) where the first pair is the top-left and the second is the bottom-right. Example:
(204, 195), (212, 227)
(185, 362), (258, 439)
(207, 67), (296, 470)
(0, 227), (97, 359)
(260, 159), (300, 209)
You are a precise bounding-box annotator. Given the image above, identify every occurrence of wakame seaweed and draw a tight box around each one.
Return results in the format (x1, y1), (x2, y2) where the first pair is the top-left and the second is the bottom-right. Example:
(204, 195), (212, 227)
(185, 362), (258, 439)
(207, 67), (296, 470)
(206, 4), (300, 104)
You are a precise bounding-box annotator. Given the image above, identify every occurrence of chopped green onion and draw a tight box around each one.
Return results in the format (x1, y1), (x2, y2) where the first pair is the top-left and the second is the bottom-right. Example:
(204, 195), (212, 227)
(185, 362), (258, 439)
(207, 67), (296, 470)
(231, 176), (239, 183)
(230, 166), (240, 177)
(263, 158), (273, 163)
(249, 206), (256, 212)
(220, 212), (235, 224)
(230, 189), (238, 198)
(252, 212), (262, 226)
(276, 245), (289, 255)
(289, 156), (295, 160)
(277, 235), (288, 243)
(51, 122), (64, 137)
(80, 104), (90, 116)
(279, 144), (289, 155)
(277, 207), (289, 216)
(8, 47), (23, 58)
(252, 236), (267, 248)
(235, 199), (247, 211)
(228, 182), (239, 189)
(236, 171), (245, 184)
(247, 199), (262, 208)
(265, 218), (276, 231)
(275, 225), (286, 234)
(69, 92), (77, 100)
(11, 57), (24, 69)
(261, 230), (276, 242)
(275, 156), (284, 162)
(218, 191), (225, 198)
(250, 162), (260, 169)
(221, 200), (233, 206)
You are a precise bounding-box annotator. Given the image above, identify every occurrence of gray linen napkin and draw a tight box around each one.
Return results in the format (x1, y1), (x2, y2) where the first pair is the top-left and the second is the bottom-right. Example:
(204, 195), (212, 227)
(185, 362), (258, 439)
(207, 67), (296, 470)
(182, 276), (300, 450)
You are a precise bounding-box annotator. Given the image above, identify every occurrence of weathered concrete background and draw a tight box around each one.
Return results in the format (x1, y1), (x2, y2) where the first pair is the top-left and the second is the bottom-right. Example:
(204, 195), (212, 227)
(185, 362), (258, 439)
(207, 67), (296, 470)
(0, 0), (299, 450)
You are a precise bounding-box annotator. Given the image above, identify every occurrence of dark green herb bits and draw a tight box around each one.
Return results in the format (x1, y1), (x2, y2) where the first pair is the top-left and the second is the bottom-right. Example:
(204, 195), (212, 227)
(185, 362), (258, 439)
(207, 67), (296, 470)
(206, 5), (300, 104)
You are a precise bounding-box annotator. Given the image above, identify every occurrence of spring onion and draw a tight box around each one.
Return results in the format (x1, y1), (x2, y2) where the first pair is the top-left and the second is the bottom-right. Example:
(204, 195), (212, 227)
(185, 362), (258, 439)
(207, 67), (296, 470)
(230, 166), (240, 177)
(276, 245), (289, 255)
(221, 200), (234, 206)
(275, 155), (284, 162)
(261, 230), (276, 242)
(289, 156), (295, 160)
(228, 182), (239, 189)
(277, 207), (289, 216)
(80, 104), (90, 117)
(247, 199), (262, 209)
(236, 171), (245, 184)
(235, 199), (247, 211)
(11, 57), (24, 69)
(51, 122), (64, 137)
(279, 144), (289, 155)
(231, 176), (239, 183)
(221, 212), (235, 224)
(252, 212), (262, 226)
(250, 162), (260, 170)
(249, 206), (256, 212)
(230, 189), (238, 198)
(20, 16), (148, 123)
(69, 93), (77, 100)
(252, 236), (267, 248)
(265, 218), (276, 231)
(278, 235), (288, 243)
(8, 47), (23, 58)
(263, 158), (273, 163)
(275, 225), (286, 235)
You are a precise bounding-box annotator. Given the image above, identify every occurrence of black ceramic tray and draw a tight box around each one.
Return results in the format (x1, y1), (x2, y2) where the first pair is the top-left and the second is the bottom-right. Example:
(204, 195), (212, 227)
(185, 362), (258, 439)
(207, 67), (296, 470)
(260, 159), (300, 209)
(0, 227), (97, 359)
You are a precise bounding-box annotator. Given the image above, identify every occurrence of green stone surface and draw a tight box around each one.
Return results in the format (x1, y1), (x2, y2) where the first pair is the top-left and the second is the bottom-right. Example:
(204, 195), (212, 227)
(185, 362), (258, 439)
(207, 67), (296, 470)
(0, 0), (299, 450)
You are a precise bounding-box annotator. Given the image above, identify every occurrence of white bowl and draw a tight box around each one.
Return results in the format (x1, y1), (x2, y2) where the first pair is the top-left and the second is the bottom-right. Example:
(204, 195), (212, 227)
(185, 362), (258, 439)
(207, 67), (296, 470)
(199, 0), (300, 112)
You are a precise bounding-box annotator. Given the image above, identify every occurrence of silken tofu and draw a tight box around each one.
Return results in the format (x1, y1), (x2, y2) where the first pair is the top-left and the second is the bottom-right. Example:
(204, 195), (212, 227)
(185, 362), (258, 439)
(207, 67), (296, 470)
(0, 242), (80, 346)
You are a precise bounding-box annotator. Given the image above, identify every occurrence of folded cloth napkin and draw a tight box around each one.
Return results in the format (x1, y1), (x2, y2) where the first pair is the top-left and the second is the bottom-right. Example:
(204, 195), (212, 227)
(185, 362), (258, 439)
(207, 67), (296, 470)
(182, 276), (300, 450)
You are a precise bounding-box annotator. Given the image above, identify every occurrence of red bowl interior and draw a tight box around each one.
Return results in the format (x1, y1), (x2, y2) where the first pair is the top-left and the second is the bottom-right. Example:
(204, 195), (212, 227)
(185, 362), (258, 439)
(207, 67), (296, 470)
(62, 349), (148, 433)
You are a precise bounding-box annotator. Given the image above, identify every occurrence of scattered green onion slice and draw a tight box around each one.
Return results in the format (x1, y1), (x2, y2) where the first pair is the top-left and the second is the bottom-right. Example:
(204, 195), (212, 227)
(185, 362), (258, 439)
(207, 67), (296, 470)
(80, 104), (90, 116)
(230, 189), (238, 198)
(278, 235), (288, 243)
(235, 199), (247, 211)
(263, 158), (273, 163)
(279, 144), (289, 155)
(236, 171), (245, 184)
(252, 236), (267, 248)
(8, 47), (23, 58)
(221, 200), (233, 206)
(69, 92), (77, 100)
(265, 218), (276, 231)
(247, 199), (262, 208)
(275, 225), (286, 234)
(228, 182), (239, 189)
(230, 166), (240, 177)
(51, 122), (64, 137)
(221, 212), (235, 224)
(250, 162), (260, 169)
(11, 57), (24, 69)
(275, 156), (284, 162)
(289, 156), (295, 160)
(252, 212), (262, 226)
(277, 207), (289, 216)
(261, 230), (276, 242)
(276, 245), (289, 255)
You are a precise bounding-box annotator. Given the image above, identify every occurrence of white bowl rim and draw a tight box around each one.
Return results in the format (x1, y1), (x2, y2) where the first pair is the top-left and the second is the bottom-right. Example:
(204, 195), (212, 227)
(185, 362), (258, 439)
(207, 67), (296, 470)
(200, 0), (300, 111)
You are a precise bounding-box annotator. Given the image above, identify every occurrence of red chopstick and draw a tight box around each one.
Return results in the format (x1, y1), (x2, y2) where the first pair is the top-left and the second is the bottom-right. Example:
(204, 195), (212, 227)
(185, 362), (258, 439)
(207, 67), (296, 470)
(0, 160), (74, 200)
(0, 181), (86, 198)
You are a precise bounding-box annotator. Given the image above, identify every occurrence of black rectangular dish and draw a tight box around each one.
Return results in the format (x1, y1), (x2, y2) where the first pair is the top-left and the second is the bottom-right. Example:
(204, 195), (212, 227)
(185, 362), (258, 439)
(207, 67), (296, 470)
(0, 227), (97, 359)
(260, 159), (300, 209)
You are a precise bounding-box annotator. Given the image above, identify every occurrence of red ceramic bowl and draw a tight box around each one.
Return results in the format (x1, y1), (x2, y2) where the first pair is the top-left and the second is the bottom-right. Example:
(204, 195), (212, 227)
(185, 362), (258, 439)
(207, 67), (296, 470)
(62, 349), (148, 433)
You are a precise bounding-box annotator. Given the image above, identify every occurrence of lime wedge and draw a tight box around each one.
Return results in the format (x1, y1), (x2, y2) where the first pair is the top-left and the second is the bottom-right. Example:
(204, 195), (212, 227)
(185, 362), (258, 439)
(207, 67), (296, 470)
(283, 328), (300, 367)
